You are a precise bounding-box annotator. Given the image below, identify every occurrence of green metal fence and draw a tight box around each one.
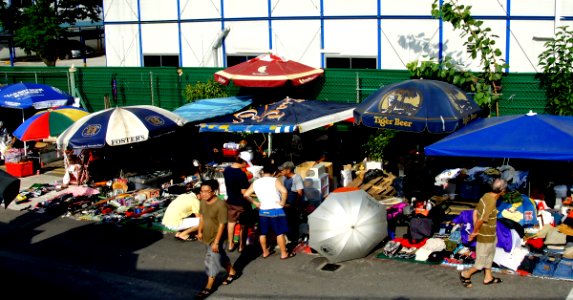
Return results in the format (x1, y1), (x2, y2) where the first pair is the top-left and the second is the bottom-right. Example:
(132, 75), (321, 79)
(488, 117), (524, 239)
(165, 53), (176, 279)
(0, 66), (547, 116)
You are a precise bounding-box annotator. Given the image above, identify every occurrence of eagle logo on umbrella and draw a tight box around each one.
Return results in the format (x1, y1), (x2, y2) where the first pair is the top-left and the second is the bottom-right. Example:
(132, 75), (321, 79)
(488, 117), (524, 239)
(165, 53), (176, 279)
(82, 124), (101, 137)
(145, 115), (166, 126)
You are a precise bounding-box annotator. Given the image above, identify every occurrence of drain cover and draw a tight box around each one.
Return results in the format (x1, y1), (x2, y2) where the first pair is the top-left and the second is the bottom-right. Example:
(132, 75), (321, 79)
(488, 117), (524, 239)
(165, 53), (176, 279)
(321, 263), (341, 272)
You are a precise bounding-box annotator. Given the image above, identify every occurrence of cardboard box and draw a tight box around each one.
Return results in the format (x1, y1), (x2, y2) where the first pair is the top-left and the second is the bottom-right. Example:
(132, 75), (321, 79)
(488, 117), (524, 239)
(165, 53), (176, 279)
(5, 161), (34, 177)
(295, 161), (316, 178)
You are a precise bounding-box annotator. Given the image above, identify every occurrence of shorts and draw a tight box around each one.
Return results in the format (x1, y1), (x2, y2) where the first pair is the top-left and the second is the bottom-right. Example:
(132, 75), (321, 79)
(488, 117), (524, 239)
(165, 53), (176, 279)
(259, 209), (289, 236)
(473, 240), (497, 270)
(165, 217), (199, 231)
(227, 204), (245, 223)
(204, 243), (230, 278)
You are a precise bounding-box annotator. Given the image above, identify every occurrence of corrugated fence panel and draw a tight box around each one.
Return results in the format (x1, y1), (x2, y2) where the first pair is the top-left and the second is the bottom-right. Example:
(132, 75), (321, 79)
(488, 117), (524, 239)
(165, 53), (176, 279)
(0, 66), (547, 116)
(497, 73), (547, 116)
(0, 67), (71, 94)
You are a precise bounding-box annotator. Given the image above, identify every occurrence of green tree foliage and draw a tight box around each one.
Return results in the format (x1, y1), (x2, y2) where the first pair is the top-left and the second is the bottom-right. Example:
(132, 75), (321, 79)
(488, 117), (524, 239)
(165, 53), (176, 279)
(537, 26), (573, 116)
(407, 0), (507, 112)
(363, 130), (396, 162)
(0, 0), (101, 67)
(183, 79), (228, 102)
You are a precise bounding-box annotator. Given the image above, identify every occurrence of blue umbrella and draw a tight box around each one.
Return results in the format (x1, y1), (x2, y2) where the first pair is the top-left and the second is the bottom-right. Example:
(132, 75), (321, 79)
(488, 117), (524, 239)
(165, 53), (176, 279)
(172, 96), (253, 123)
(353, 79), (481, 133)
(0, 82), (74, 109)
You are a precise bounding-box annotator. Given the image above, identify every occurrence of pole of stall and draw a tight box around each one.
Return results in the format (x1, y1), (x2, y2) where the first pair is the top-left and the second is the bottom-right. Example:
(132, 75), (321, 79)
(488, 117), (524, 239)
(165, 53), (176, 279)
(268, 133), (272, 158)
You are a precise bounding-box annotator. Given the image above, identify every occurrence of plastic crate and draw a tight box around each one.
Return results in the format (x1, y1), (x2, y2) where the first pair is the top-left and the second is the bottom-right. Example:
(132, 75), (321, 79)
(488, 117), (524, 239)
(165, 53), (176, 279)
(5, 161), (34, 178)
(222, 148), (239, 157)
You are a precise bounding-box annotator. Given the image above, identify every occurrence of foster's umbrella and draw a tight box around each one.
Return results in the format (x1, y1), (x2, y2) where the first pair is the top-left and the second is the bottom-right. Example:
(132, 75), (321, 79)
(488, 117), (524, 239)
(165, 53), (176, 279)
(353, 79), (481, 133)
(425, 111), (573, 161)
(214, 54), (324, 87)
(57, 105), (187, 149)
(13, 106), (89, 141)
(308, 189), (388, 263)
(0, 82), (74, 109)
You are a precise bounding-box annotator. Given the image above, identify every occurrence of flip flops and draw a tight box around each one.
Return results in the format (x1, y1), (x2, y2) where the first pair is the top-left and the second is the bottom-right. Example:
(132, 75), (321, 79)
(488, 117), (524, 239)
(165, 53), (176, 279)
(262, 250), (276, 259)
(195, 288), (212, 299)
(175, 236), (197, 242)
(459, 272), (472, 288)
(222, 273), (240, 285)
(483, 277), (502, 285)
(280, 252), (296, 260)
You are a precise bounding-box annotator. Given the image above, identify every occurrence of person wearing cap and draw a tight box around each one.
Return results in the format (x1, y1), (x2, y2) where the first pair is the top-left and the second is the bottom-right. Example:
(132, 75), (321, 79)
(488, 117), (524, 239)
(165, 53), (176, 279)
(459, 178), (507, 288)
(278, 161), (305, 244)
(223, 155), (251, 253)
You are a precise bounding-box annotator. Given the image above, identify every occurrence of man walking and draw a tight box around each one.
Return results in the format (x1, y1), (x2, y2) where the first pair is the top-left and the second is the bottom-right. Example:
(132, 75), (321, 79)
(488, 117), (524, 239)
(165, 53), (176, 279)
(196, 180), (239, 299)
(459, 178), (506, 288)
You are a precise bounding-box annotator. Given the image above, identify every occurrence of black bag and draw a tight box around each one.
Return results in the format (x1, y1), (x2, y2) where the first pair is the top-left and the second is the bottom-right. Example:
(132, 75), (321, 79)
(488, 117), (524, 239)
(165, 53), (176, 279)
(408, 216), (433, 243)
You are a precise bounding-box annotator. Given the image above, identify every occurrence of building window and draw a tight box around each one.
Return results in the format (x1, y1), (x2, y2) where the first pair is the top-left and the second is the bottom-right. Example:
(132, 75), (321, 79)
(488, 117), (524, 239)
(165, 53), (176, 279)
(10, 0), (33, 7)
(226, 55), (260, 67)
(143, 55), (179, 67)
(326, 57), (376, 69)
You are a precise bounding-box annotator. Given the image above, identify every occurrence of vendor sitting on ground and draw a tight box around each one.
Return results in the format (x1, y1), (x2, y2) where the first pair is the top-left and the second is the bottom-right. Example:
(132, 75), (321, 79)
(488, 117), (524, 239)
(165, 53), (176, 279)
(161, 191), (201, 241)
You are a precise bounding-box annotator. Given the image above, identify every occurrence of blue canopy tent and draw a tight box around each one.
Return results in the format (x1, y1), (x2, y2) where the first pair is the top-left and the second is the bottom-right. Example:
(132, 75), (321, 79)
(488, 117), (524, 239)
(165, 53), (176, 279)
(424, 112), (573, 161)
(199, 97), (356, 155)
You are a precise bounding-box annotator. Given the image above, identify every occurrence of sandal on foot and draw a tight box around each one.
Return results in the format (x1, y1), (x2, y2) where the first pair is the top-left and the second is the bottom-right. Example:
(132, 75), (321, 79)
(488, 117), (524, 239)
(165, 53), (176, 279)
(483, 277), (502, 285)
(222, 273), (240, 285)
(280, 252), (296, 260)
(262, 250), (276, 259)
(195, 288), (213, 299)
(176, 236), (197, 242)
(459, 272), (472, 288)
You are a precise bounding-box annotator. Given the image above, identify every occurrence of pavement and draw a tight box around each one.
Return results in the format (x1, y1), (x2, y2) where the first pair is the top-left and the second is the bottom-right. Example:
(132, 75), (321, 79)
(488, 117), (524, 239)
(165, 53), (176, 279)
(1, 165), (573, 299)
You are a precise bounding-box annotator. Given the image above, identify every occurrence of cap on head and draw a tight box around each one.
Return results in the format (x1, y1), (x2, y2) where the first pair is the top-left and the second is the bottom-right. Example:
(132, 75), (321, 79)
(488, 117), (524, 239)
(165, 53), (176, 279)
(278, 161), (295, 171)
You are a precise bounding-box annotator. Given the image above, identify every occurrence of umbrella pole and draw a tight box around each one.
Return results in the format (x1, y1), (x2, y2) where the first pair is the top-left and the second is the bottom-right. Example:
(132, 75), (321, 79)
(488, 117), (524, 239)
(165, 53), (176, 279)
(268, 133), (272, 158)
(21, 109), (27, 152)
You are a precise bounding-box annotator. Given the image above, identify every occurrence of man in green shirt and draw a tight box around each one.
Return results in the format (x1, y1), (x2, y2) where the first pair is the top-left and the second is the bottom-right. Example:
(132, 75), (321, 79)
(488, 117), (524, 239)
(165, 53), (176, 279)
(196, 180), (239, 299)
(459, 178), (507, 288)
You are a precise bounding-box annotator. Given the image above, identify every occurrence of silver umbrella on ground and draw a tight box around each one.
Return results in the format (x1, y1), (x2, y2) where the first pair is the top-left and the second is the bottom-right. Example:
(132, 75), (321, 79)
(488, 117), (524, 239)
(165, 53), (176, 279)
(308, 189), (388, 263)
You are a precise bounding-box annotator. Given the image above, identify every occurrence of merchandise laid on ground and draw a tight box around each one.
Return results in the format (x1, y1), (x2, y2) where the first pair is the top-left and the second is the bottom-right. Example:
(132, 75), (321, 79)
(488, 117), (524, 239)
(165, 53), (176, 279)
(4, 160), (573, 283)
(376, 165), (573, 282)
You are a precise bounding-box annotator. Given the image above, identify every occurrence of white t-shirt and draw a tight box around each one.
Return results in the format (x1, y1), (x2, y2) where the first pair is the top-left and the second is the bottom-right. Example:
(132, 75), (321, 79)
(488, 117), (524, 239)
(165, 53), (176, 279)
(253, 177), (283, 210)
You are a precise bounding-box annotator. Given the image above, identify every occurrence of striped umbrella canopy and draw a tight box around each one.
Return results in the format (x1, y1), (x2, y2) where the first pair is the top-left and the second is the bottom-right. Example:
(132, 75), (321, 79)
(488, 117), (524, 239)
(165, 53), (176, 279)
(13, 106), (89, 141)
(57, 105), (188, 149)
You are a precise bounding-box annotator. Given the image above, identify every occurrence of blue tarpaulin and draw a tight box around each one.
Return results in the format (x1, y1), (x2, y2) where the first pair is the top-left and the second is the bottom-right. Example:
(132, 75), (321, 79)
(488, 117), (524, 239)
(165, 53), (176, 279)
(172, 96), (253, 123)
(425, 112), (573, 160)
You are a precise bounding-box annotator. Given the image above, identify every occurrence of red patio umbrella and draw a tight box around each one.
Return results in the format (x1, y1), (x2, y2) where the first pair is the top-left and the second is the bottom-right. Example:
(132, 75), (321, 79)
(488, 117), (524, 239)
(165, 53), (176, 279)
(214, 54), (324, 88)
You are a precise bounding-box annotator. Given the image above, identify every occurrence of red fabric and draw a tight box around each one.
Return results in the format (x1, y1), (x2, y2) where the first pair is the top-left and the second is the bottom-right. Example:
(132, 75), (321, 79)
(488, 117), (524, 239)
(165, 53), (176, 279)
(526, 238), (544, 249)
(393, 237), (428, 249)
(332, 187), (359, 193)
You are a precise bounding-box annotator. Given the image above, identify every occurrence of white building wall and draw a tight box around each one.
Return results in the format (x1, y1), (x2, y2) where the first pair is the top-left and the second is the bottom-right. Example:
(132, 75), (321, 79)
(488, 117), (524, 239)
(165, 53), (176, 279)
(103, 0), (572, 72)
(271, 0), (320, 16)
(105, 24), (141, 66)
(141, 24), (179, 54)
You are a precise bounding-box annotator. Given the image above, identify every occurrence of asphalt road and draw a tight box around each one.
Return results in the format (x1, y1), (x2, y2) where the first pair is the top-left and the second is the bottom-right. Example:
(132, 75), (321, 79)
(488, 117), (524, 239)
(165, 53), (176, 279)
(1, 172), (572, 299)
